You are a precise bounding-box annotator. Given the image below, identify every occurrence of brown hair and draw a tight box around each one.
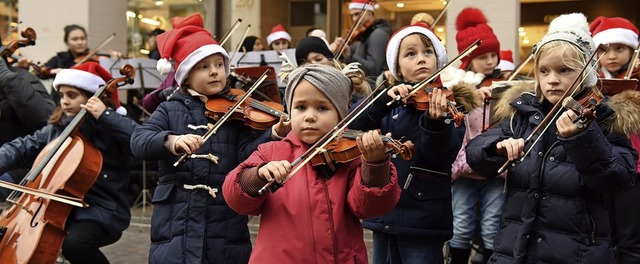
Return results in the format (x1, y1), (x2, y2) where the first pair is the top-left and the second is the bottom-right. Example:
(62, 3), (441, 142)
(393, 33), (435, 85)
(48, 87), (117, 125)
(63, 24), (87, 44)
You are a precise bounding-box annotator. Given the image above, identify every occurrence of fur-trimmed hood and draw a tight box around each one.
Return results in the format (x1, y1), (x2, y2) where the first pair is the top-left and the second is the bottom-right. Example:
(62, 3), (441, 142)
(449, 82), (483, 112)
(491, 80), (640, 136)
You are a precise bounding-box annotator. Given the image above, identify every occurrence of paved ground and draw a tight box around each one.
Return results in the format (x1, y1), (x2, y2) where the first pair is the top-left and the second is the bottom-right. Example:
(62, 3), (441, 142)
(99, 204), (375, 264)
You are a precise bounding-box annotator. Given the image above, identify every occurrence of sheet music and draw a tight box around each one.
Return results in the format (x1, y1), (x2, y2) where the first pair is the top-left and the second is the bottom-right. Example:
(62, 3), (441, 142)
(100, 58), (164, 90)
(228, 49), (296, 87)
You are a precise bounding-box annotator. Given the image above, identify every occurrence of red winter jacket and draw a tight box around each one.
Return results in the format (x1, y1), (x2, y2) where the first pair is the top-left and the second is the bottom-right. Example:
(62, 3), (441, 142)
(223, 133), (400, 264)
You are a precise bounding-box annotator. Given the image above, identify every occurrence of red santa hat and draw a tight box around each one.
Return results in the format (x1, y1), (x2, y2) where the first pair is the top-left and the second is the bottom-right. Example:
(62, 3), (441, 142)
(53, 61), (127, 115)
(498, 50), (515, 71)
(156, 13), (229, 85)
(589, 16), (639, 49)
(385, 22), (447, 81)
(455, 7), (501, 70)
(349, 0), (374, 12)
(266, 24), (292, 46)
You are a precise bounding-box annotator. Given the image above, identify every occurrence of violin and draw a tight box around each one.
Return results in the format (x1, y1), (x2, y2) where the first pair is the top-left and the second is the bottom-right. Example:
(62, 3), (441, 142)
(310, 130), (414, 166)
(205, 88), (288, 130)
(0, 27), (50, 77)
(562, 89), (603, 129)
(348, 20), (373, 45)
(174, 71), (277, 166)
(403, 82), (465, 127)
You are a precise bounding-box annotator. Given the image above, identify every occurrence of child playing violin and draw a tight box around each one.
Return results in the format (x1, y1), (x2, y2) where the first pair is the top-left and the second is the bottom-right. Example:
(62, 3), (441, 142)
(222, 63), (400, 263)
(590, 16), (640, 264)
(446, 7), (506, 263)
(348, 22), (480, 263)
(0, 61), (138, 263)
(130, 14), (290, 264)
(465, 13), (640, 263)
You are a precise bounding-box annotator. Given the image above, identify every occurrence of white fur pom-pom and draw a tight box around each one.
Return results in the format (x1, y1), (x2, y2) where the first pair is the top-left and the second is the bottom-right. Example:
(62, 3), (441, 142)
(156, 58), (173, 75)
(548, 13), (589, 35)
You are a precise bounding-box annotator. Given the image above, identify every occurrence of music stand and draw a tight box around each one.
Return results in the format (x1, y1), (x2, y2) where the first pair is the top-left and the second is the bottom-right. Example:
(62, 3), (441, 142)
(100, 58), (161, 218)
(229, 49), (296, 87)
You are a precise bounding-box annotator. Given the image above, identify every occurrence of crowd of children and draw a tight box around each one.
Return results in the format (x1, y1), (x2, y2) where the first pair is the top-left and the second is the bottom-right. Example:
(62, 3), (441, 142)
(2, 1), (640, 264)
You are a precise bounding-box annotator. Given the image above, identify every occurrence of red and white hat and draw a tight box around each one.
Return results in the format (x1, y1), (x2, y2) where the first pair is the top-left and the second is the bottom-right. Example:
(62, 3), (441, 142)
(53, 61), (127, 115)
(455, 7), (500, 70)
(498, 50), (515, 71)
(156, 13), (229, 85)
(349, 0), (374, 12)
(589, 16), (639, 49)
(386, 22), (447, 81)
(266, 24), (292, 46)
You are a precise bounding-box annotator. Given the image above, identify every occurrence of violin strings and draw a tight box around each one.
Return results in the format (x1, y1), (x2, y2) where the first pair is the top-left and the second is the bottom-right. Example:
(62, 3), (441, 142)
(510, 45), (609, 168)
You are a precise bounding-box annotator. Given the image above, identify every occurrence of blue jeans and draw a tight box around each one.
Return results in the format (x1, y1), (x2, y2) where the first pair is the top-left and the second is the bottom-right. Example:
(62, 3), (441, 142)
(450, 177), (505, 250)
(372, 231), (445, 264)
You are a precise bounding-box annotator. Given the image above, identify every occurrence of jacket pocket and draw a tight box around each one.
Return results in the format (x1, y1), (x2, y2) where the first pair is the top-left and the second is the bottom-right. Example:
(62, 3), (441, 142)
(406, 166), (450, 200)
(150, 183), (175, 242)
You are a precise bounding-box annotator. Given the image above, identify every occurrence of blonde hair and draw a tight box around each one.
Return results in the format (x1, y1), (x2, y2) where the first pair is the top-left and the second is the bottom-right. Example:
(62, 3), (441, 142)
(279, 58), (371, 97)
(533, 40), (601, 102)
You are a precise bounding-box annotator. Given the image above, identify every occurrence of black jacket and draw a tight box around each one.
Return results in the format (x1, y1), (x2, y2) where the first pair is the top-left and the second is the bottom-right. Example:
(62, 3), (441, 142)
(466, 93), (637, 263)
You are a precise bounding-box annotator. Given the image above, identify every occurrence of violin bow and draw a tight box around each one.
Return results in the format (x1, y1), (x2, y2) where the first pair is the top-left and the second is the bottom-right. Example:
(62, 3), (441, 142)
(624, 46), (640, 79)
(387, 39), (482, 106)
(74, 33), (116, 66)
(0, 180), (87, 207)
(258, 82), (388, 194)
(335, 0), (372, 60)
(173, 70), (270, 167)
(497, 44), (608, 174)
(219, 18), (242, 46)
(229, 24), (251, 68)
(506, 51), (533, 81)
(429, 0), (451, 28)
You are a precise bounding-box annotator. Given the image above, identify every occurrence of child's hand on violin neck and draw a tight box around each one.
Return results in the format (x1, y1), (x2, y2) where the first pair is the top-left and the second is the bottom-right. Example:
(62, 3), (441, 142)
(273, 116), (291, 138)
(357, 130), (388, 163)
(168, 134), (204, 155)
(81, 97), (107, 119)
(258, 160), (292, 183)
(426, 87), (449, 120)
(556, 109), (585, 138)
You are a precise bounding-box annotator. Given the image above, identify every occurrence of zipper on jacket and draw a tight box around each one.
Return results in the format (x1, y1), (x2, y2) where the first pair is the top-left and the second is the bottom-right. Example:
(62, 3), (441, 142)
(321, 179), (339, 264)
(588, 216), (597, 245)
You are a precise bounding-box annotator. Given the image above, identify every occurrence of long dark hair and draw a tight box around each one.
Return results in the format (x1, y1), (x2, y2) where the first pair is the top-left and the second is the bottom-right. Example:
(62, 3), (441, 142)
(63, 24), (87, 44)
(49, 87), (116, 125)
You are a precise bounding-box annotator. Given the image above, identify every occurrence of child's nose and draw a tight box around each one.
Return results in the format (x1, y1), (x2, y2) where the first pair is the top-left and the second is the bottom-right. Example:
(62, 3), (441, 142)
(304, 113), (317, 122)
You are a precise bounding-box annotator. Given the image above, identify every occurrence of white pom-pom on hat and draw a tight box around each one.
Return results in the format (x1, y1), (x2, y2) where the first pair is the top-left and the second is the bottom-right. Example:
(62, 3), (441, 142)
(156, 58), (173, 75)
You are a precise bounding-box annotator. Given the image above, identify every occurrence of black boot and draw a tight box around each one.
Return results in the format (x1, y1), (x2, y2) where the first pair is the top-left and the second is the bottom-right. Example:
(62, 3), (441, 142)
(483, 248), (494, 264)
(449, 247), (471, 264)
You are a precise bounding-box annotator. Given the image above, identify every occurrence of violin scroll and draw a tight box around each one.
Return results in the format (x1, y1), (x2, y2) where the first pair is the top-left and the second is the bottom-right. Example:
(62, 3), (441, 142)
(104, 64), (135, 94)
(562, 90), (602, 129)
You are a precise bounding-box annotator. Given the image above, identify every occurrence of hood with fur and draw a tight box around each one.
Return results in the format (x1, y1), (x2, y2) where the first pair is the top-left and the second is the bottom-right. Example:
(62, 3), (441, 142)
(490, 81), (640, 136)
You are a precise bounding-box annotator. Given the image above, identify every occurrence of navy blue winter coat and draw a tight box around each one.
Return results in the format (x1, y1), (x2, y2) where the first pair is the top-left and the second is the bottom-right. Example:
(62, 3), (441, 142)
(348, 95), (462, 240)
(130, 90), (273, 264)
(466, 93), (637, 264)
(0, 109), (137, 234)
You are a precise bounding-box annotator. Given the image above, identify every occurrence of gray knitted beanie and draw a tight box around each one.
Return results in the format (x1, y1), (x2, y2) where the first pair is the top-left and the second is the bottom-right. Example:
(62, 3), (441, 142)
(284, 63), (353, 119)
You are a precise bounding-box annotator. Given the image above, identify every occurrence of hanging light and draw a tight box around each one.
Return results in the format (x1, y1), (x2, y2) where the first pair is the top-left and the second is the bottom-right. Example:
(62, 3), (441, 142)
(155, 0), (164, 6)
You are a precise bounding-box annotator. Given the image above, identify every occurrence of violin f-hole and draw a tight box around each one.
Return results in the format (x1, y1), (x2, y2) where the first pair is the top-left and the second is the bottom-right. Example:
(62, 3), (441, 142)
(30, 197), (44, 228)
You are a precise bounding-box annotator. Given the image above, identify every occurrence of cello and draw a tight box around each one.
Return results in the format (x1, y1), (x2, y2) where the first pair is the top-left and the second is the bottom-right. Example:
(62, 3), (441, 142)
(0, 64), (135, 264)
